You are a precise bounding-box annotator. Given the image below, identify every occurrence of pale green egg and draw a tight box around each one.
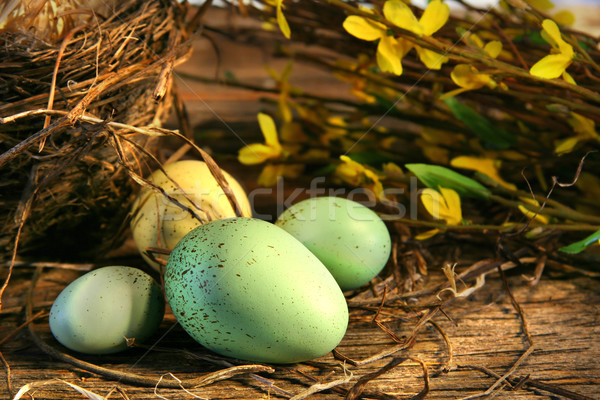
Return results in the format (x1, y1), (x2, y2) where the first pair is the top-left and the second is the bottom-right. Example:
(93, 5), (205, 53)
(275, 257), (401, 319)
(49, 266), (164, 354)
(275, 197), (391, 291)
(164, 217), (348, 364)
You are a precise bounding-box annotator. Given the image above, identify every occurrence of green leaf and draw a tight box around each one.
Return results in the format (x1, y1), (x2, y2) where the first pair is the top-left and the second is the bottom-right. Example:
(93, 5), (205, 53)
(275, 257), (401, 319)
(347, 151), (395, 167)
(406, 163), (491, 199)
(513, 31), (548, 46)
(577, 40), (590, 50)
(444, 97), (515, 150)
(527, 30), (549, 46)
(559, 229), (600, 254)
(455, 26), (467, 37)
(314, 164), (337, 176)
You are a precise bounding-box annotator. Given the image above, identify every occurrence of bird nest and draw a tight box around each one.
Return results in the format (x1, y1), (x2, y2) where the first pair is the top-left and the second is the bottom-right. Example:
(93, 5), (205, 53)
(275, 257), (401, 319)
(0, 0), (192, 261)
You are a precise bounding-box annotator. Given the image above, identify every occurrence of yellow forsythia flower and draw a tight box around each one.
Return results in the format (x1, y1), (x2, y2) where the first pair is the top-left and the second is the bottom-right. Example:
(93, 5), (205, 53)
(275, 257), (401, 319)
(238, 113), (283, 165)
(421, 187), (462, 225)
(343, 8), (409, 75)
(529, 19), (574, 81)
(450, 156), (517, 191)
(454, 65), (491, 89)
(276, 0), (290, 39)
(518, 197), (549, 224)
(383, 0), (450, 69)
(343, 0), (449, 74)
(555, 112), (599, 154)
(569, 112), (597, 139)
(552, 10), (575, 27)
(335, 155), (385, 199)
(257, 163), (303, 187)
(528, 0), (554, 10)
(528, 0), (575, 26)
(442, 36), (501, 99)
(238, 113), (305, 186)
(417, 187), (462, 240)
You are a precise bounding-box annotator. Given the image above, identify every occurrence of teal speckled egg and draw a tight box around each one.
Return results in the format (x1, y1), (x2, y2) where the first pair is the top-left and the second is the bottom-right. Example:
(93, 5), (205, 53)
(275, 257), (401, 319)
(49, 266), (165, 354)
(164, 217), (348, 364)
(275, 197), (391, 291)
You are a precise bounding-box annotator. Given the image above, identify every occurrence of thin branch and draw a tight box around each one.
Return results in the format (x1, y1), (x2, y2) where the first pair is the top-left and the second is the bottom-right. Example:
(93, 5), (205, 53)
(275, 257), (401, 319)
(408, 357), (430, 400)
(0, 351), (12, 398)
(428, 320), (454, 373)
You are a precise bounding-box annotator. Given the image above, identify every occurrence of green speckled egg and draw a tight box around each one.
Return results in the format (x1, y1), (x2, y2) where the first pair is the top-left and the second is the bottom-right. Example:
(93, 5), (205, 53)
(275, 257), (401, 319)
(164, 217), (348, 364)
(49, 266), (164, 354)
(275, 197), (391, 291)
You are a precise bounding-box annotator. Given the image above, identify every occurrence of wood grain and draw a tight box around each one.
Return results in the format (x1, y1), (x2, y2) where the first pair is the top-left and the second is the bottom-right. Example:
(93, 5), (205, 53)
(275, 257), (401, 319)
(1, 254), (599, 399)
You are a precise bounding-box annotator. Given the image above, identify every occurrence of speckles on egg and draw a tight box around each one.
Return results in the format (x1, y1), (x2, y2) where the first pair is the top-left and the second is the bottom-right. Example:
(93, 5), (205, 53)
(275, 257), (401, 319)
(49, 266), (165, 354)
(164, 217), (348, 364)
(275, 197), (392, 291)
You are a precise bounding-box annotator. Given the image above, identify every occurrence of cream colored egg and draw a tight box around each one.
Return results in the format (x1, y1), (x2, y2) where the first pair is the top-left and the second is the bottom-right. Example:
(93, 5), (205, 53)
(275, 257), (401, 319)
(131, 160), (252, 271)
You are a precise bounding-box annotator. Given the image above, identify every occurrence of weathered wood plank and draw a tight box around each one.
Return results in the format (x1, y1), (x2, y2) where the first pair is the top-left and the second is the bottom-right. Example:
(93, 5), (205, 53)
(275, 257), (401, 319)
(1, 264), (599, 399)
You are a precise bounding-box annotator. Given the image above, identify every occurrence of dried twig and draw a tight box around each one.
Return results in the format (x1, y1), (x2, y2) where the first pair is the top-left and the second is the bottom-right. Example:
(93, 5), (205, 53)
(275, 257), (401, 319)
(372, 286), (404, 343)
(335, 305), (441, 367)
(345, 357), (407, 400)
(289, 365), (353, 400)
(0, 310), (46, 347)
(506, 376), (595, 400)
(428, 320), (454, 374)
(0, 351), (12, 398)
(0, 208), (27, 313)
(460, 364), (594, 400)
(408, 357), (430, 400)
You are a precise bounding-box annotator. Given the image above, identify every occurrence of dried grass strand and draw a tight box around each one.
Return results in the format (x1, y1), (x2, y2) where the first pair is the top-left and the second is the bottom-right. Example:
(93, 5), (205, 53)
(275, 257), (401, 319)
(345, 357), (407, 400)
(0, 351), (12, 398)
(428, 320), (454, 373)
(289, 366), (352, 400)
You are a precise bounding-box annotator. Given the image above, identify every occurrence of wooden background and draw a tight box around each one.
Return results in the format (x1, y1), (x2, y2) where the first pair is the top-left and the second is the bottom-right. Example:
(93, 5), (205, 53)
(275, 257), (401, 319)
(2, 250), (599, 399)
(2, 5), (600, 400)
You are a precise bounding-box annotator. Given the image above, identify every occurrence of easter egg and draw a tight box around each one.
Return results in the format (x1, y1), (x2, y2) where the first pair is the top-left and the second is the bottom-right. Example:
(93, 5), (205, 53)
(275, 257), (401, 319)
(131, 160), (252, 271)
(49, 266), (164, 354)
(275, 197), (391, 291)
(164, 217), (348, 364)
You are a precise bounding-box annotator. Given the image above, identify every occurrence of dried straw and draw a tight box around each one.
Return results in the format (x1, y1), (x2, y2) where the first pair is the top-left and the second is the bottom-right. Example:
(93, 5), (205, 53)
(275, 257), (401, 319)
(0, 0), (191, 261)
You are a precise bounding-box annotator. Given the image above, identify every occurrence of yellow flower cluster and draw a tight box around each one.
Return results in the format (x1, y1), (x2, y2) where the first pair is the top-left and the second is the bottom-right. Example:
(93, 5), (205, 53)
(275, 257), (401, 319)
(442, 33), (502, 99)
(342, 0), (450, 75)
(417, 187), (462, 240)
(335, 155), (385, 199)
(237, 0), (598, 250)
(238, 113), (303, 186)
(529, 19), (575, 82)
